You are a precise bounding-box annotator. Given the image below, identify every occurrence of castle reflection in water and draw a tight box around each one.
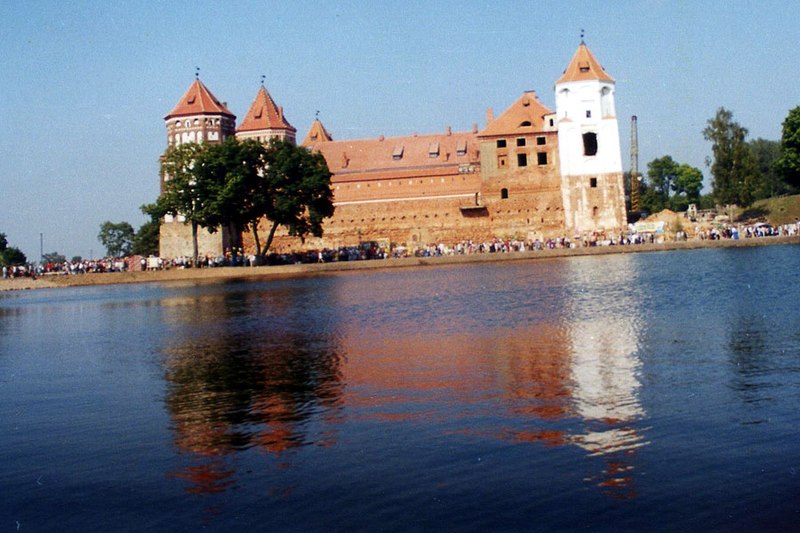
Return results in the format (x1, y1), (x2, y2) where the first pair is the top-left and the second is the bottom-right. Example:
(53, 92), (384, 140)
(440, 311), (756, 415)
(160, 255), (648, 499)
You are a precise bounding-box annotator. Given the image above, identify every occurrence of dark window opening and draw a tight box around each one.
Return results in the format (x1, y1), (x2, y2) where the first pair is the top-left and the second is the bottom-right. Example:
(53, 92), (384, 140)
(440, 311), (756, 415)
(501, 188), (509, 199)
(536, 136), (546, 145)
(537, 152), (547, 165)
(586, 110), (592, 118)
(519, 121), (532, 127)
(582, 132), (598, 156)
(590, 177), (598, 188)
(517, 153), (528, 167)
(496, 139), (507, 148)
(516, 138), (526, 147)
(498, 155), (507, 168)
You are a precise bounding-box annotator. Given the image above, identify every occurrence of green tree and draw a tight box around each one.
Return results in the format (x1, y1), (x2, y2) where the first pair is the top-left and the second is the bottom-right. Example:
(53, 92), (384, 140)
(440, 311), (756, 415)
(775, 106), (800, 192)
(193, 137), (267, 253)
(131, 219), (160, 257)
(703, 107), (760, 207)
(256, 139), (335, 256)
(671, 163), (704, 210)
(147, 143), (207, 265)
(748, 138), (782, 198)
(98, 221), (135, 258)
(641, 156), (703, 213)
(1, 247), (27, 266)
(0, 233), (27, 266)
(42, 251), (66, 265)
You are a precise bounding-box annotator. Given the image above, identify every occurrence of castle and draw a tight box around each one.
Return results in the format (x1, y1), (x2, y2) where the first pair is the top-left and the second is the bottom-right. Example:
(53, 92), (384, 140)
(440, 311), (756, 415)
(159, 41), (626, 258)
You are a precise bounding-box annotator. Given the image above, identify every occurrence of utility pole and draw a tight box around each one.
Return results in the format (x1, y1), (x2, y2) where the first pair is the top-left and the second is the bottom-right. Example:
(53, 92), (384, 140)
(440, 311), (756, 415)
(630, 115), (641, 213)
(40, 232), (43, 265)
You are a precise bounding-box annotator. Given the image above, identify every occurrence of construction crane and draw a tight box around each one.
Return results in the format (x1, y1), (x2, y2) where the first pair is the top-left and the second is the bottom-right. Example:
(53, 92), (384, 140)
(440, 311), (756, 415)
(630, 115), (641, 213)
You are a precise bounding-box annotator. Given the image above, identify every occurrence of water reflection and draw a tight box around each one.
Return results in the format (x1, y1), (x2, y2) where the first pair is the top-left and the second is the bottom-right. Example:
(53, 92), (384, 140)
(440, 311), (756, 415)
(564, 255), (648, 498)
(160, 283), (344, 495)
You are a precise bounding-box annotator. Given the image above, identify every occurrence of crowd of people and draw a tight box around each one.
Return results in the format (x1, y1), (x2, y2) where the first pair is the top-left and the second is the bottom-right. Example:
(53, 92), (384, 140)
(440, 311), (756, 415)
(4, 220), (798, 279)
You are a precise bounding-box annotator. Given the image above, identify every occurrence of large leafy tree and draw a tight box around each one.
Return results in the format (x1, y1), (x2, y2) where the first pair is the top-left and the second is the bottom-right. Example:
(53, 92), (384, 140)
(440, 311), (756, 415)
(193, 137), (267, 252)
(257, 139), (334, 257)
(775, 106), (800, 192)
(131, 220), (160, 257)
(0, 232), (27, 266)
(703, 107), (760, 207)
(146, 143), (207, 264)
(748, 138), (783, 199)
(98, 221), (135, 258)
(144, 138), (334, 262)
(641, 156), (703, 213)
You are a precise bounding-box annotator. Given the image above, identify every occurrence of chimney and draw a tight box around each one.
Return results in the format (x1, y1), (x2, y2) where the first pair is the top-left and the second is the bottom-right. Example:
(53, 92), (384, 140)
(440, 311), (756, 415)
(486, 108), (494, 125)
(278, 106), (283, 120)
(446, 126), (452, 136)
(378, 134), (385, 141)
(472, 123), (478, 134)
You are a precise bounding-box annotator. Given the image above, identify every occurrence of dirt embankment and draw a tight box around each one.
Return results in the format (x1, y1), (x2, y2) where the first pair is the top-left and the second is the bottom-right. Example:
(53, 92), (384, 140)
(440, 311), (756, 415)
(2, 235), (798, 293)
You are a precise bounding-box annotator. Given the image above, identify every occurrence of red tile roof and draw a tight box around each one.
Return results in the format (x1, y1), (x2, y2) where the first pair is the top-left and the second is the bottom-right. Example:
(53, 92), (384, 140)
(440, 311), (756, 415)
(556, 42), (614, 84)
(306, 129), (479, 183)
(302, 118), (333, 146)
(165, 79), (235, 119)
(479, 91), (554, 137)
(237, 85), (295, 133)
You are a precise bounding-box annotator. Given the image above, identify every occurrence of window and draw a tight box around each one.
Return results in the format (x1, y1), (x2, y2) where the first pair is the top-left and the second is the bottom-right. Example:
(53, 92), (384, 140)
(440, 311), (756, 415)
(498, 155), (507, 168)
(456, 139), (467, 156)
(549, 118), (554, 127)
(392, 145), (404, 160)
(536, 136), (546, 145)
(496, 139), (507, 148)
(537, 152), (547, 165)
(590, 177), (598, 188)
(585, 110), (592, 118)
(519, 121), (532, 127)
(516, 138), (526, 147)
(582, 132), (598, 156)
(428, 142), (439, 158)
(501, 188), (509, 199)
(517, 153), (528, 167)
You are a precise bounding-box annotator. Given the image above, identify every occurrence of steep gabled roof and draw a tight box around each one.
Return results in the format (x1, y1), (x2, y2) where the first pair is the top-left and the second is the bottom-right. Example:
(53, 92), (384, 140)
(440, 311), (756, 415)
(302, 118), (334, 147)
(237, 85), (296, 133)
(556, 42), (614, 84)
(478, 91), (554, 137)
(165, 79), (235, 119)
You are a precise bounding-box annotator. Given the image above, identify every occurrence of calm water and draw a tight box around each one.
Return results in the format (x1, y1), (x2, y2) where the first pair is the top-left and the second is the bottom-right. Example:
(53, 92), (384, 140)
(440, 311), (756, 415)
(2, 245), (799, 531)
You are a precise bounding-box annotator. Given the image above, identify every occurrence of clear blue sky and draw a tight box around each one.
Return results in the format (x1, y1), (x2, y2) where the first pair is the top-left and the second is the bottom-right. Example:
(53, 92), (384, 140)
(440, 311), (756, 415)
(2, 0), (799, 261)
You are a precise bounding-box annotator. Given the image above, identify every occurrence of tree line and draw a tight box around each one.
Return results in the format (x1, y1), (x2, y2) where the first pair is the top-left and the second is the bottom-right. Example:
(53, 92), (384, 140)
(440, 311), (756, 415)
(635, 105), (800, 215)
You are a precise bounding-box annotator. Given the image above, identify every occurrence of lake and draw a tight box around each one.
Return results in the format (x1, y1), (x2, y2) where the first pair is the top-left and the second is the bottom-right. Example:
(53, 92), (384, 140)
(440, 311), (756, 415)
(2, 245), (799, 531)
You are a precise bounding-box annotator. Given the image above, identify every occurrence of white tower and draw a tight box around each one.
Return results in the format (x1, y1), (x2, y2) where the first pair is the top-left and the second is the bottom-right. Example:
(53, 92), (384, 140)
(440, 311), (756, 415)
(555, 41), (626, 234)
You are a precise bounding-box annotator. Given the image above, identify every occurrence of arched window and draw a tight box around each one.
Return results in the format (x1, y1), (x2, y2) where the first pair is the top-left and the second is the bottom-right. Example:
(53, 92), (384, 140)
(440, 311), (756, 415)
(519, 121), (532, 127)
(501, 188), (509, 199)
(582, 132), (598, 156)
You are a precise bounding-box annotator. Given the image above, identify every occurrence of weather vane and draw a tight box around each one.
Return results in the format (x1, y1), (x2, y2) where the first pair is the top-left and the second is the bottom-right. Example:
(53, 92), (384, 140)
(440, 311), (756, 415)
(580, 29), (585, 42)
(315, 110), (320, 119)
(261, 74), (265, 86)
(195, 66), (200, 80)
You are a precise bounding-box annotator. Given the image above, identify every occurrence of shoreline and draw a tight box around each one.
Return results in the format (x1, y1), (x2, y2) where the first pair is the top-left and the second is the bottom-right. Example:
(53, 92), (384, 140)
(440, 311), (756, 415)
(2, 235), (799, 293)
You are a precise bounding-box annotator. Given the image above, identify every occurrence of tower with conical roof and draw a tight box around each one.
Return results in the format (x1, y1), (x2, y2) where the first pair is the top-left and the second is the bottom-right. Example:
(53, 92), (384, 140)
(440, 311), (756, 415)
(236, 83), (296, 144)
(164, 77), (236, 147)
(555, 41), (626, 233)
(160, 76), (238, 259)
